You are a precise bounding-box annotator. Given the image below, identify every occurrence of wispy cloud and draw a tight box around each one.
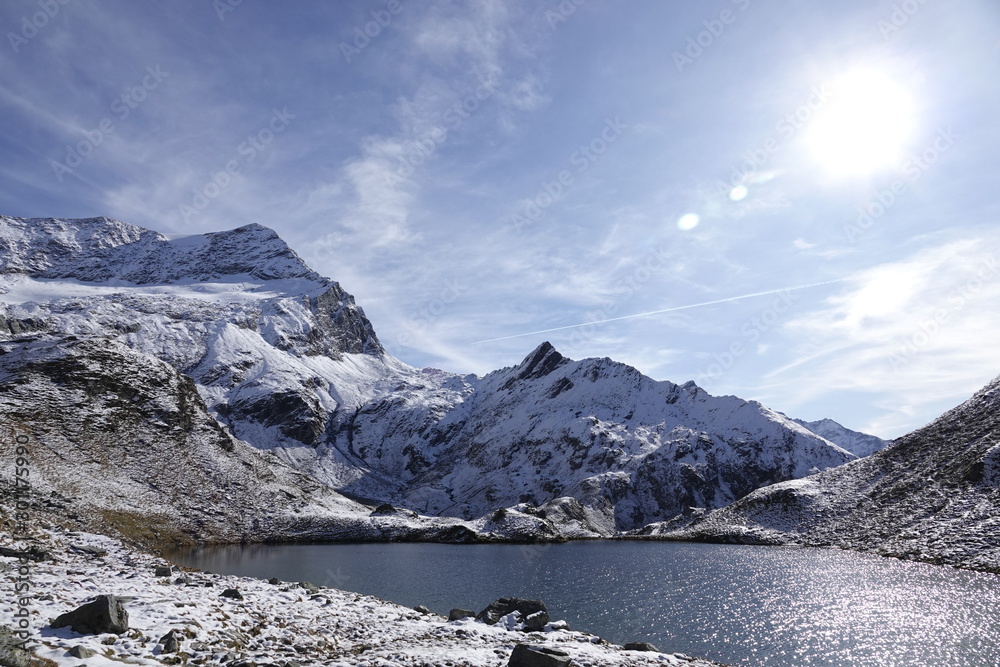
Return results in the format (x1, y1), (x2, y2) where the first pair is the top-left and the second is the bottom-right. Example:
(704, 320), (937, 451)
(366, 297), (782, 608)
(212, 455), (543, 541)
(760, 237), (1000, 435)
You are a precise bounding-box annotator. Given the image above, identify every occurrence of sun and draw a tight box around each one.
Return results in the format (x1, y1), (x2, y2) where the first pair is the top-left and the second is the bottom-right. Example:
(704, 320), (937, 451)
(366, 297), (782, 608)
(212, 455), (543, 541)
(802, 68), (915, 178)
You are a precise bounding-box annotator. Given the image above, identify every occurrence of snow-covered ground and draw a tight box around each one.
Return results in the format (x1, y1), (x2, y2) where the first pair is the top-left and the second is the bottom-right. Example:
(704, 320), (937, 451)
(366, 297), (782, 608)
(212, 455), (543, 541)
(0, 528), (718, 666)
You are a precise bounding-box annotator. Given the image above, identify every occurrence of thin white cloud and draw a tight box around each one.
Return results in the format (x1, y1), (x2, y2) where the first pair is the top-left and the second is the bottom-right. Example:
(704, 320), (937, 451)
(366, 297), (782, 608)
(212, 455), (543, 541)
(759, 237), (1000, 435)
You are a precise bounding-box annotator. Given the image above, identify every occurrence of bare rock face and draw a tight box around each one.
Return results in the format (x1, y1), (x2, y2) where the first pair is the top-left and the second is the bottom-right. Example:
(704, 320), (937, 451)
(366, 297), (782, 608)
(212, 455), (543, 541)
(51, 594), (129, 635)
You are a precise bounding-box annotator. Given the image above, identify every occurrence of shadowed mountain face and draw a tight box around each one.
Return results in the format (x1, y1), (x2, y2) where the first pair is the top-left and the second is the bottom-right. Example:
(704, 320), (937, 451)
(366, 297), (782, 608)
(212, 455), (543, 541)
(0, 216), (858, 541)
(663, 375), (1000, 572)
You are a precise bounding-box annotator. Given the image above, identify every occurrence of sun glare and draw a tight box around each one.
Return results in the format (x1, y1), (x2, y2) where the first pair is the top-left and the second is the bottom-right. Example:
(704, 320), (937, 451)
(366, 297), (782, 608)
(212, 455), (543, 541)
(803, 68), (915, 178)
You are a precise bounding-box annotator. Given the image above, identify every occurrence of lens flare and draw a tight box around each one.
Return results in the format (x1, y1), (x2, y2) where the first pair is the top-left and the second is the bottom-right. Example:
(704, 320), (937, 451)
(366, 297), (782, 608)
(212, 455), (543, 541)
(678, 213), (700, 230)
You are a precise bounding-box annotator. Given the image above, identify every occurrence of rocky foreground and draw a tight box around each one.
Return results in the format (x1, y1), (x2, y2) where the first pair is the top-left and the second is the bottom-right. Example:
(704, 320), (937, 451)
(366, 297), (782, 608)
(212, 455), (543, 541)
(0, 528), (720, 666)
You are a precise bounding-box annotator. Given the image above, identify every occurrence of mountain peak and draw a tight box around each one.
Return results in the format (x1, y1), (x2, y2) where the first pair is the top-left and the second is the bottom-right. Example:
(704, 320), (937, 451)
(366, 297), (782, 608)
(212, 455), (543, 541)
(516, 341), (567, 379)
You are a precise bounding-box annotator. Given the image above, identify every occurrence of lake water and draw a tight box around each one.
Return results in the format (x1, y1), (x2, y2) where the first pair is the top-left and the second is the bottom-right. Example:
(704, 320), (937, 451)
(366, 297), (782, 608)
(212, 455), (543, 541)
(167, 540), (1000, 666)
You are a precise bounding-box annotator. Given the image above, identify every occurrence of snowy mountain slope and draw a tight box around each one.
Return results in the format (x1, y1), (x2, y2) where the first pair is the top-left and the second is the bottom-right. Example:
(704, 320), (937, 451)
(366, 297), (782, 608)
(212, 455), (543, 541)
(337, 342), (855, 530)
(0, 215), (856, 541)
(792, 417), (888, 457)
(660, 375), (1000, 572)
(0, 216), (320, 284)
(0, 334), (491, 548)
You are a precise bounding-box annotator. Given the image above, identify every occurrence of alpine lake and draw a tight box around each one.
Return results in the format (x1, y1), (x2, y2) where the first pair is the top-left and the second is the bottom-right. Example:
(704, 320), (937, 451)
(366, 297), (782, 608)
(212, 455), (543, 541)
(167, 540), (1000, 666)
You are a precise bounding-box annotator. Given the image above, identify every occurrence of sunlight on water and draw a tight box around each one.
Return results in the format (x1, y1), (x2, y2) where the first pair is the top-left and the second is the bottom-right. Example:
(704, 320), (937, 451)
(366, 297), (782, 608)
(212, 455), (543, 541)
(169, 541), (1000, 666)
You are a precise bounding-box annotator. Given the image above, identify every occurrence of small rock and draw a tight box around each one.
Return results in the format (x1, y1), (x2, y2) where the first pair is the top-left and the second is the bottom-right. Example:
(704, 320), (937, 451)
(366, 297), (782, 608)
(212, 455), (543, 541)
(268, 577), (282, 585)
(507, 643), (571, 667)
(448, 608), (475, 621)
(51, 594), (129, 634)
(623, 641), (659, 652)
(414, 605), (432, 614)
(159, 629), (181, 653)
(68, 645), (96, 659)
(71, 545), (108, 557)
(154, 565), (172, 577)
(298, 581), (320, 595)
(173, 576), (192, 585)
(221, 588), (244, 600)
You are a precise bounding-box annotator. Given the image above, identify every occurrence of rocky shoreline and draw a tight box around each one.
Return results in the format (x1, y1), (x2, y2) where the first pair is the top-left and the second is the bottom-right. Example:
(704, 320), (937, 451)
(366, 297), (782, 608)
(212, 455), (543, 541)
(1, 527), (723, 666)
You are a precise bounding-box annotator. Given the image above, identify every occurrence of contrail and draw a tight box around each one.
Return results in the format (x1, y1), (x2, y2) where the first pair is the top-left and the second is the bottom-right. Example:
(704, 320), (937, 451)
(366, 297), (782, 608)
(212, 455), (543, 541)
(470, 279), (844, 345)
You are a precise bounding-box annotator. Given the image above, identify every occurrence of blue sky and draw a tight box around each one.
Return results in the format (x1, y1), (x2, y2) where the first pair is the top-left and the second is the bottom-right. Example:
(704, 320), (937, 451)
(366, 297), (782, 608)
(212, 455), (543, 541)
(2, 0), (1000, 438)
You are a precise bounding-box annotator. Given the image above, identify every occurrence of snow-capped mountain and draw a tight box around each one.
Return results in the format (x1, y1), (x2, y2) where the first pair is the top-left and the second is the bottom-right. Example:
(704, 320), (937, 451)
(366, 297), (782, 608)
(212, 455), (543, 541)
(792, 417), (888, 457)
(0, 216), (857, 542)
(661, 375), (1000, 572)
(338, 341), (855, 531)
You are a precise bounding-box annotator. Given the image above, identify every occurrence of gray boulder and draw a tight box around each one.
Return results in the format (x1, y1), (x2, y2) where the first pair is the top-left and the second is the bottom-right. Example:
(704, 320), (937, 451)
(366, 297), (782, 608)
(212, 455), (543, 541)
(623, 641), (659, 652)
(508, 644), (571, 667)
(159, 629), (181, 653)
(298, 581), (320, 595)
(51, 595), (129, 635)
(153, 565), (172, 577)
(523, 610), (550, 632)
(478, 598), (549, 626)
(221, 588), (244, 600)
(68, 645), (96, 659)
(0, 624), (32, 667)
(413, 605), (432, 615)
(448, 608), (475, 621)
